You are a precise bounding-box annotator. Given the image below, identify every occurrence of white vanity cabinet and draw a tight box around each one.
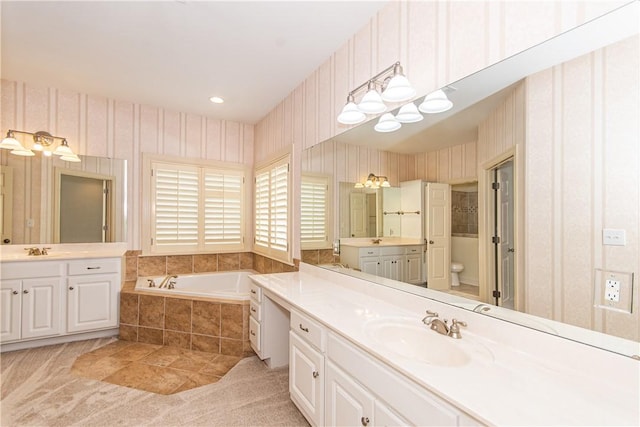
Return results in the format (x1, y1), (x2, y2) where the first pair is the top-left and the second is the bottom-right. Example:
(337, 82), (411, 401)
(289, 309), (326, 427)
(249, 281), (289, 368)
(66, 258), (120, 332)
(341, 244), (424, 285)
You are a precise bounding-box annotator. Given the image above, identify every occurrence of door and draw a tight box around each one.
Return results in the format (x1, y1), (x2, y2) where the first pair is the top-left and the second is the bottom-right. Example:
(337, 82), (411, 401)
(405, 254), (422, 284)
(360, 257), (380, 276)
(0, 279), (21, 342)
(289, 331), (324, 426)
(325, 360), (374, 427)
(0, 166), (14, 244)
(425, 183), (451, 290)
(21, 277), (62, 339)
(67, 273), (119, 332)
(381, 255), (402, 281)
(495, 161), (515, 309)
(350, 193), (368, 237)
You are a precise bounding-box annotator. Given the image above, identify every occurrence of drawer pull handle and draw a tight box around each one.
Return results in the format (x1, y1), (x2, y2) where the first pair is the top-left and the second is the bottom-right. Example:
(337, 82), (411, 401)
(250, 331), (256, 336)
(69, 286), (74, 291)
(251, 289), (257, 294)
(23, 290), (29, 294)
(87, 266), (101, 270)
(251, 307), (257, 313)
(312, 371), (319, 378)
(299, 324), (309, 333)
(12, 290), (18, 295)
(361, 416), (370, 426)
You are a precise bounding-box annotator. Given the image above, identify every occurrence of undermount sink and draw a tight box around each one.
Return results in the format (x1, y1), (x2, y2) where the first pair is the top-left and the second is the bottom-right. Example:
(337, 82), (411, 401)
(365, 317), (493, 367)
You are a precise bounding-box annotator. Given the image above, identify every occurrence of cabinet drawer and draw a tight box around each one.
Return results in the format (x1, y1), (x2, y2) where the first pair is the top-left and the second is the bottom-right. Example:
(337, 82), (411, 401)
(67, 258), (121, 276)
(1, 262), (63, 280)
(379, 246), (405, 256)
(249, 282), (262, 302)
(359, 247), (379, 257)
(405, 245), (423, 254)
(249, 300), (261, 321)
(249, 316), (261, 353)
(327, 332), (461, 426)
(291, 309), (325, 351)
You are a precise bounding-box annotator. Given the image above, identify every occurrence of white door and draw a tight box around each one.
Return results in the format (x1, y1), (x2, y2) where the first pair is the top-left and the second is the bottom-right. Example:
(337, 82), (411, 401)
(289, 332), (324, 426)
(350, 193), (368, 237)
(67, 273), (119, 332)
(21, 278), (62, 339)
(0, 166), (14, 245)
(497, 161), (515, 309)
(425, 183), (451, 290)
(325, 361), (374, 427)
(0, 279), (22, 342)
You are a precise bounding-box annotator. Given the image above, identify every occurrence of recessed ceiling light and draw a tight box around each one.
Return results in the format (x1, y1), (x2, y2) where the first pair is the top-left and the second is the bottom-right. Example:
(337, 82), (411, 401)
(209, 96), (224, 104)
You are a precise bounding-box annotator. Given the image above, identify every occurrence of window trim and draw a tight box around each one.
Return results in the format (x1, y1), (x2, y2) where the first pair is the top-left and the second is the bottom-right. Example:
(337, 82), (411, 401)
(142, 153), (250, 255)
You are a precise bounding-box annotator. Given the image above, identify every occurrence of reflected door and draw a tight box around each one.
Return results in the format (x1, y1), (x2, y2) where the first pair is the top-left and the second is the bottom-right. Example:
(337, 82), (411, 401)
(425, 183), (451, 290)
(496, 161), (515, 309)
(349, 193), (367, 237)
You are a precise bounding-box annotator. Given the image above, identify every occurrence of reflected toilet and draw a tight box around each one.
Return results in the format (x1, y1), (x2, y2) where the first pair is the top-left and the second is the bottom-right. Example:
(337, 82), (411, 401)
(451, 262), (464, 287)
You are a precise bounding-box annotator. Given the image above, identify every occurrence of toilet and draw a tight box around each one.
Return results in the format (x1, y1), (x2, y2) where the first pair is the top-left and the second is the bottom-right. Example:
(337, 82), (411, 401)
(451, 262), (464, 287)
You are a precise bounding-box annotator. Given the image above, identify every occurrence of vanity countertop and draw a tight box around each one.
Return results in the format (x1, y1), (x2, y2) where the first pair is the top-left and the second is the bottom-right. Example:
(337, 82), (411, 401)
(339, 237), (424, 248)
(250, 264), (640, 426)
(0, 243), (127, 262)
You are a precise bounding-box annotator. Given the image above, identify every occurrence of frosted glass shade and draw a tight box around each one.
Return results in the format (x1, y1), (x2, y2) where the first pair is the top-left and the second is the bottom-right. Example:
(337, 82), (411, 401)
(381, 75), (416, 102)
(53, 142), (74, 156)
(419, 89), (453, 113)
(337, 101), (366, 125)
(395, 102), (423, 123)
(358, 89), (387, 114)
(0, 136), (23, 150)
(60, 154), (81, 162)
(11, 147), (35, 156)
(374, 113), (401, 133)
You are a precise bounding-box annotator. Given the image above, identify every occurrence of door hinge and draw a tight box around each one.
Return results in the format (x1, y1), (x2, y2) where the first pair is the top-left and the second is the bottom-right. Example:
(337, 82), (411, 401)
(102, 225), (109, 231)
(492, 236), (500, 244)
(492, 182), (500, 190)
(493, 290), (501, 298)
(103, 188), (109, 195)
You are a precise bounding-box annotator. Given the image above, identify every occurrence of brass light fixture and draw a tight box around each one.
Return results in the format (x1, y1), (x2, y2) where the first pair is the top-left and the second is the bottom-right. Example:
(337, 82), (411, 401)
(0, 130), (80, 162)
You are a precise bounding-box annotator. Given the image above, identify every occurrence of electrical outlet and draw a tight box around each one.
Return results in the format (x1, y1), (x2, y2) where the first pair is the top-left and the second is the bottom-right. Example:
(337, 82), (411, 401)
(26, 218), (34, 228)
(605, 279), (620, 302)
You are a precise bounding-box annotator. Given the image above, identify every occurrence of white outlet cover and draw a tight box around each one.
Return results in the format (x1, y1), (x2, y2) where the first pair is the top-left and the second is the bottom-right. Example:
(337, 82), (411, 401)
(594, 269), (634, 313)
(605, 279), (621, 302)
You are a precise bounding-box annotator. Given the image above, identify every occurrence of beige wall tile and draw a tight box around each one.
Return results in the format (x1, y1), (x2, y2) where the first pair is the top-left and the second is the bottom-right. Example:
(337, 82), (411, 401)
(239, 252), (254, 270)
(192, 300), (221, 336)
(221, 304), (243, 339)
(138, 327), (164, 345)
(220, 338), (243, 357)
(194, 254), (218, 273)
(138, 256), (166, 277)
(119, 324), (138, 342)
(218, 253), (240, 271)
(164, 330), (191, 350)
(120, 293), (139, 326)
(125, 256), (138, 281)
(139, 295), (164, 328)
(165, 298), (192, 332)
(192, 334), (220, 353)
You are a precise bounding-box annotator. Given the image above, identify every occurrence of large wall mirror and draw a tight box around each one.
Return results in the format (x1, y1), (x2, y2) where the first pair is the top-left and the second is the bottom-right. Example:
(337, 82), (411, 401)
(1, 153), (127, 245)
(301, 3), (639, 357)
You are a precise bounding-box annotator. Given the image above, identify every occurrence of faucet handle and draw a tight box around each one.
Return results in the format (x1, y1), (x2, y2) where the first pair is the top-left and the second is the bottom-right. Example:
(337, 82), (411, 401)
(448, 319), (467, 339)
(41, 247), (51, 255)
(421, 310), (439, 325)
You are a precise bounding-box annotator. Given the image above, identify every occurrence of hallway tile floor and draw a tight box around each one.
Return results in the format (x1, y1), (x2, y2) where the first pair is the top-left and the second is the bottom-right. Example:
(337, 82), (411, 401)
(71, 340), (242, 394)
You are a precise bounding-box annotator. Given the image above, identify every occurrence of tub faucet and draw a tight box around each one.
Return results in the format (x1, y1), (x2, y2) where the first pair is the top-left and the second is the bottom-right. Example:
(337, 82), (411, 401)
(158, 275), (177, 289)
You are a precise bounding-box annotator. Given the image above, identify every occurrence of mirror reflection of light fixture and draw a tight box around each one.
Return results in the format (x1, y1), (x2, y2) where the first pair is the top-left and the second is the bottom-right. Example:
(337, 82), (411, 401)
(419, 88), (454, 114)
(0, 130), (81, 162)
(395, 102), (424, 123)
(374, 113), (402, 133)
(337, 61), (416, 126)
(354, 173), (391, 189)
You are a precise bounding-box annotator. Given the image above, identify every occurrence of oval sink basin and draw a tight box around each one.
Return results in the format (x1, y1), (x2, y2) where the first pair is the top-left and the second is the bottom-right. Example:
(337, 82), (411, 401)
(365, 317), (493, 367)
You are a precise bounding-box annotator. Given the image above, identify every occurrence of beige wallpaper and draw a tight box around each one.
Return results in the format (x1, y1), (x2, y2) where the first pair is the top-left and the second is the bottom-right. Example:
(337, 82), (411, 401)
(0, 80), (254, 249)
(525, 35), (640, 342)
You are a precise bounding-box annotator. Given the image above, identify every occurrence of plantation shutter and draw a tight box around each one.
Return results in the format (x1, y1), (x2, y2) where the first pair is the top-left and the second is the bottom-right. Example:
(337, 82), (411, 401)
(153, 164), (199, 247)
(270, 163), (289, 252)
(300, 176), (328, 247)
(254, 170), (270, 248)
(204, 170), (243, 246)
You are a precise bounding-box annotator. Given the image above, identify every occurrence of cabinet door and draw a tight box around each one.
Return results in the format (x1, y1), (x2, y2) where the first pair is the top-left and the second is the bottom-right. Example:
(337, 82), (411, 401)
(21, 278), (62, 339)
(325, 360), (374, 427)
(375, 400), (410, 426)
(249, 316), (261, 355)
(381, 255), (402, 281)
(405, 254), (422, 284)
(67, 273), (119, 333)
(290, 331), (324, 426)
(360, 257), (380, 276)
(0, 280), (22, 342)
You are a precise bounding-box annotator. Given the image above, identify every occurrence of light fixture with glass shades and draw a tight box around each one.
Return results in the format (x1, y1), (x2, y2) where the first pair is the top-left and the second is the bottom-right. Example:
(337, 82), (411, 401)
(0, 130), (80, 162)
(354, 173), (391, 189)
(337, 61), (416, 126)
(419, 88), (454, 114)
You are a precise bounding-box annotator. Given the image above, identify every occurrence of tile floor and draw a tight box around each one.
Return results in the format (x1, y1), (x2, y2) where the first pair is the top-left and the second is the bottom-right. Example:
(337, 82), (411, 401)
(70, 340), (242, 395)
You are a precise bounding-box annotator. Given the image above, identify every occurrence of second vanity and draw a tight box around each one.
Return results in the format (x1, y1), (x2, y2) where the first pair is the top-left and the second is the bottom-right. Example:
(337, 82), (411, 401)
(249, 263), (640, 426)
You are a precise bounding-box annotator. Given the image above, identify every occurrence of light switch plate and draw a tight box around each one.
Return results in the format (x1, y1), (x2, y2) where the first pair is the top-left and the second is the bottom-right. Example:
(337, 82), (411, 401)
(603, 228), (626, 246)
(594, 269), (634, 313)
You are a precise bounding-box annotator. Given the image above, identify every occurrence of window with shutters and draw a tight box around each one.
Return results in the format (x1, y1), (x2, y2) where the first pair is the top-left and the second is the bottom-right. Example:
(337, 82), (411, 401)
(300, 173), (332, 250)
(146, 160), (246, 254)
(254, 154), (291, 263)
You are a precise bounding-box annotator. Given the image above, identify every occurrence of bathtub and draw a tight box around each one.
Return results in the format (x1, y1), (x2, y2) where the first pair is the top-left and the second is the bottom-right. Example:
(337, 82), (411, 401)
(135, 270), (255, 300)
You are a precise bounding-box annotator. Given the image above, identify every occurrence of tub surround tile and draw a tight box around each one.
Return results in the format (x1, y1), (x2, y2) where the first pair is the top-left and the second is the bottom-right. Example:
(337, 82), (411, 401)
(194, 254), (218, 273)
(118, 324), (138, 342)
(138, 256), (166, 277)
(138, 295), (164, 328)
(239, 252), (253, 269)
(242, 305), (250, 340)
(301, 250), (320, 265)
(319, 249), (335, 264)
(221, 304), (243, 339)
(164, 330), (191, 350)
(120, 293), (139, 325)
(192, 334), (220, 353)
(125, 256), (138, 281)
(165, 298), (192, 332)
(167, 255), (193, 275)
(192, 300), (221, 336)
(138, 327), (164, 345)
(218, 253), (240, 271)
(271, 261), (284, 273)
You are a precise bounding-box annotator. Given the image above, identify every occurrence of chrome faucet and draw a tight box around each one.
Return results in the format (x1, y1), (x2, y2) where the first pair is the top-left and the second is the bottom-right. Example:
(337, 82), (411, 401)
(422, 310), (468, 339)
(158, 275), (177, 289)
(429, 318), (450, 335)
